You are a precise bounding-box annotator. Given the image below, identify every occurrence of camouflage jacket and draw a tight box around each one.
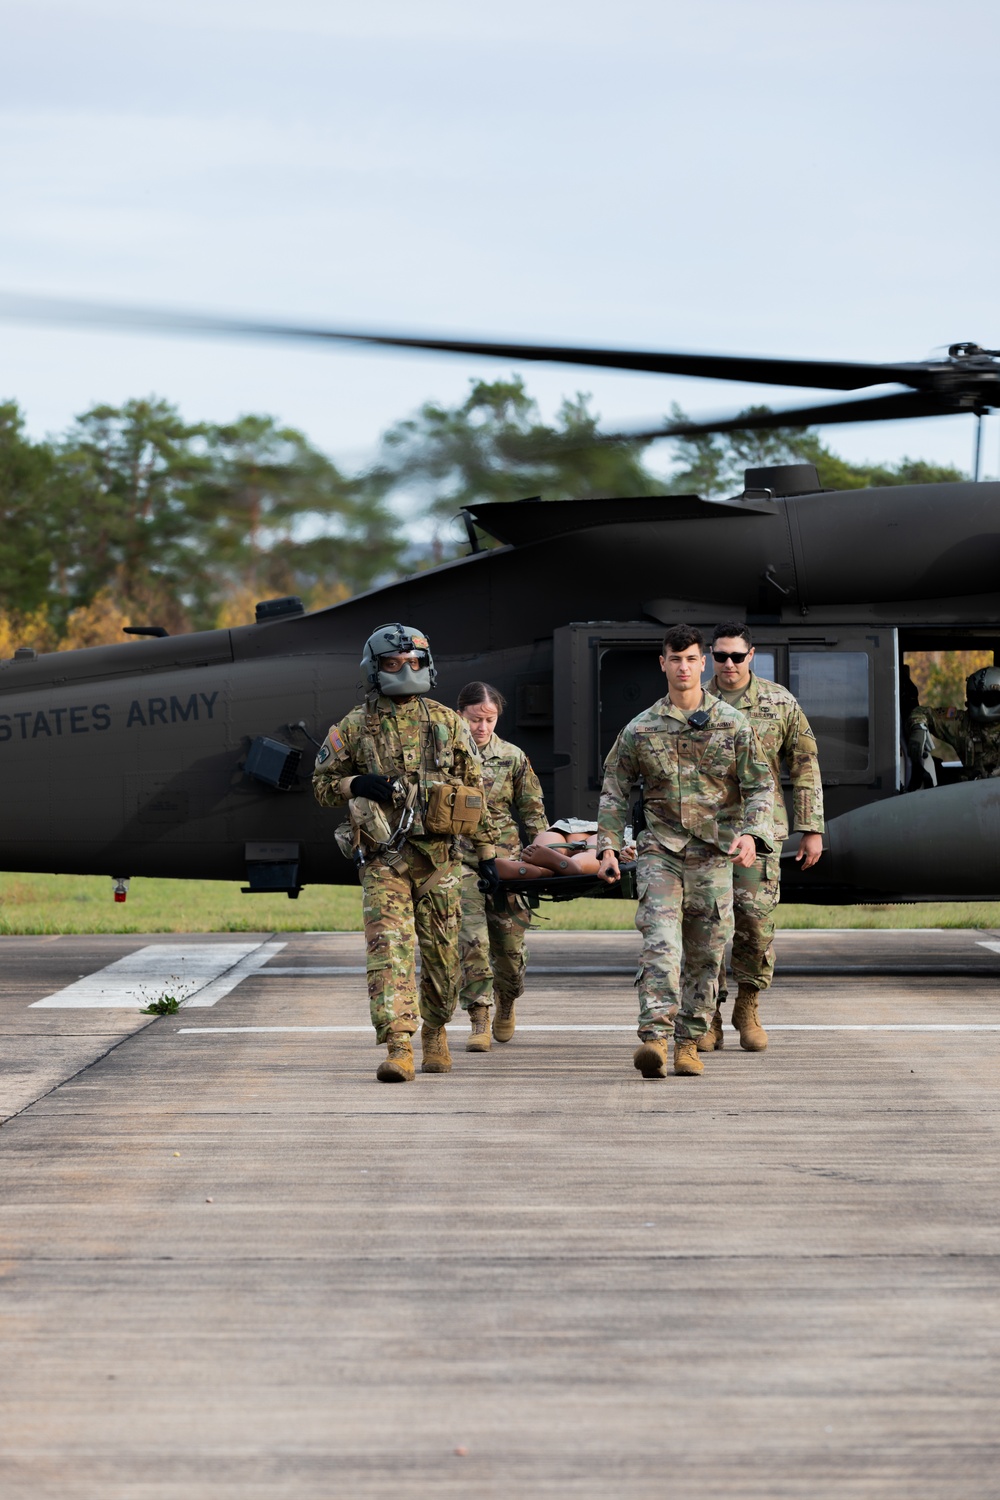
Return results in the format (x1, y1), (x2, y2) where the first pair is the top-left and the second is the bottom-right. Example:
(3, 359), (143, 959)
(712, 672), (825, 841)
(312, 694), (498, 859)
(458, 732), (547, 868)
(597, 689), (774, 856)
(906, 706), (1000, 779)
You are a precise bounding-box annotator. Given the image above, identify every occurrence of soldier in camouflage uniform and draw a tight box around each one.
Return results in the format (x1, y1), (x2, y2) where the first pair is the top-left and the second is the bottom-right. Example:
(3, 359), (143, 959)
(701, 622), (825, 1053)
(906, 665), (1000, 789)
(596, 623), (773, 1080)
(312, 624), (498, 1083)
(456, 682), (548, 1051)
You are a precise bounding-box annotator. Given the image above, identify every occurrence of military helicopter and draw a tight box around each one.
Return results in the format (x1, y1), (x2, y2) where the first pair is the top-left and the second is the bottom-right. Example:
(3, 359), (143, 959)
(2, 293), (1000, 903)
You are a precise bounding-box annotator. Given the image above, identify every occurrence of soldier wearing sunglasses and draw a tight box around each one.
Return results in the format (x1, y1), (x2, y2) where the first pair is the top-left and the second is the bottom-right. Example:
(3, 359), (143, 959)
(702, 621), (825, 1053)
(906, 665), (1000, 791)
(596, 623), (773, 1079)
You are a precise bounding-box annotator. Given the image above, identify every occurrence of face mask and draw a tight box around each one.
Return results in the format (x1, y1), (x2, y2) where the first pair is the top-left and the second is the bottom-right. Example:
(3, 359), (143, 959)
(380, 664), (431, 697)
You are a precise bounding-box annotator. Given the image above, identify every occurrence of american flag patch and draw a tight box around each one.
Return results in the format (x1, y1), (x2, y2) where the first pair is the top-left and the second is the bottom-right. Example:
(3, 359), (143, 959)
(328, 726), (344, 754)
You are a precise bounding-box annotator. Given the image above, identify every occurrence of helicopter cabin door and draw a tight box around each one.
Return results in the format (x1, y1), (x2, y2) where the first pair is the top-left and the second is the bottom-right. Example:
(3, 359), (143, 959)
(774, 631), (900, 825)
(552, 623), (900, 827)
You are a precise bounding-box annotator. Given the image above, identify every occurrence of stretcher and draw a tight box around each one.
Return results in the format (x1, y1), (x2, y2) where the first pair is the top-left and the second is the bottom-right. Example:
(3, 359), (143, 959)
(492, 860), (638, 909)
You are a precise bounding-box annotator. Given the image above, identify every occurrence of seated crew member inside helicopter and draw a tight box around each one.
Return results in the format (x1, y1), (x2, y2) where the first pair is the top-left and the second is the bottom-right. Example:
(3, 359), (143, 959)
(906, 665), (1000, 788)
(312, 624), (499, 1084)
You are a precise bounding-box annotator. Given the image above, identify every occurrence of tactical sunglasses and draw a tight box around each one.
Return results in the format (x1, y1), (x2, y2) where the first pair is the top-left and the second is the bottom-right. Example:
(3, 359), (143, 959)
(379, 652), (426, 671)
(712, 649), (750, 664)
(968, 688), (1000, 707)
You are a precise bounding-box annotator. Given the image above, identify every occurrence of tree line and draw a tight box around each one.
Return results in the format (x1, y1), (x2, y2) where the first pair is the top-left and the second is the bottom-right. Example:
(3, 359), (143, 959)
(0, 379), (966, 659)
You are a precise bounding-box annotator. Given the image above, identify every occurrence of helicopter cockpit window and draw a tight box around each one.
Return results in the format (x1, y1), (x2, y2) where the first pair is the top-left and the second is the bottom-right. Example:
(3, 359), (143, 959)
(789, 651), (869, 772)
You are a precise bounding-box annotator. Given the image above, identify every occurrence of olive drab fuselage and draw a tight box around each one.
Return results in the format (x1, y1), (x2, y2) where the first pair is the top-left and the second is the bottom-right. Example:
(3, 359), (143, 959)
(4, 472), (1000, 903)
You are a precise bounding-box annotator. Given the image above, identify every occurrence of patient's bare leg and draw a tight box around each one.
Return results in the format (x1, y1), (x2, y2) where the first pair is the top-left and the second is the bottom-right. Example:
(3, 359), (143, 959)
(522, 832), (600, 876)
(495, 857), (549, 881)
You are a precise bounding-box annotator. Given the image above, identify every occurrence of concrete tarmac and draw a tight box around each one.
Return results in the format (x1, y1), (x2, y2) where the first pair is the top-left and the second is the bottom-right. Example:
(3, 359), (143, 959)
(1, 925), (999, 1498)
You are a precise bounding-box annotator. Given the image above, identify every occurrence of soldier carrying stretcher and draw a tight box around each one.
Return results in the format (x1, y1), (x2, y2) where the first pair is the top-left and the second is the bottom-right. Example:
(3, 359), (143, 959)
(596, 624), (773, 1080)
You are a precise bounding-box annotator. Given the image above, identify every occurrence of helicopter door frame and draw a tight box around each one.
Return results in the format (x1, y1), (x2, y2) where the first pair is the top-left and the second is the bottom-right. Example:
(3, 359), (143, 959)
(553, 623), (900, 822)
(779, 631), (897, 794)
(553, 623), (668, 819)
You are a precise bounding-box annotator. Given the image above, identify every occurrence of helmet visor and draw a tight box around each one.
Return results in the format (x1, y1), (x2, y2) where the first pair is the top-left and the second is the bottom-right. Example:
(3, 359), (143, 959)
(380, 652), (427, 672)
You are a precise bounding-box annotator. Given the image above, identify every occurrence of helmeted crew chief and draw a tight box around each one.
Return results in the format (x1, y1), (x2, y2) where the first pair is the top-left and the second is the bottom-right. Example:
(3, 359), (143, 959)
(596, 623), (773, 1080)
(313, 624), (499, 1083)
(456, 681), (547, 1051)
(701, 621), (824, 1053)
(906, 665), (1000, 788)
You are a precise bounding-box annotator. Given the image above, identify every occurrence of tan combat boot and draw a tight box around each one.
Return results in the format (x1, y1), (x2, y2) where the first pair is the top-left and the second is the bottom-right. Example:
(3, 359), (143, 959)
(420, 1023), (453, 1073)
(493, 995), (516, 1043)
(696, 1007), (724, 1053)
(732, 985), (768, 1051)
(673, 1038), (704, 1076)
(633, 1036), (669, 1078)
(376, 1032), (415, 1083)
(466, 1003), (492, 1052)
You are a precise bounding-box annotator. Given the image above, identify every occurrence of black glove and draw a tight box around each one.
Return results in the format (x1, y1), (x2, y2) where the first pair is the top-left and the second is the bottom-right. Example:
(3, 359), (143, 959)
(907, 764), (934, 792)
(350, 774), (395, 804)
(477, 858), (501, 895)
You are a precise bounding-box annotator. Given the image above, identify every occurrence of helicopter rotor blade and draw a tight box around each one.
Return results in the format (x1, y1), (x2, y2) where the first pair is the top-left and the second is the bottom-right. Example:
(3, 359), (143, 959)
(592, 390), (971, 444)
(0, 291), (938, 392)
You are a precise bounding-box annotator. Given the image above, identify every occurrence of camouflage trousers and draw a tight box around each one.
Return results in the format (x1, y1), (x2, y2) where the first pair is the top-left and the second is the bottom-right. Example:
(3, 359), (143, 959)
(636, 836), (734, 1041)
(718, 852), (781, 999)
(458, 869), (531, 1011)
(360, 840), (463, 1043)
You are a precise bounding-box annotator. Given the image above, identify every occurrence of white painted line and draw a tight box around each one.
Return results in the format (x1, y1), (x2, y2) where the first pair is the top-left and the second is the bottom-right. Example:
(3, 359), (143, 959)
(977, 940), (1000, 955)
(176, 1022), (1000, 1035)
(258, 966), (367, 975)
(182, 943), (288, 1007)
(256, 965), (635, 977)
(31, 941), (286, 1009)
(179, 1020), (367, 1032)
(767, 1023), (1000, 1031)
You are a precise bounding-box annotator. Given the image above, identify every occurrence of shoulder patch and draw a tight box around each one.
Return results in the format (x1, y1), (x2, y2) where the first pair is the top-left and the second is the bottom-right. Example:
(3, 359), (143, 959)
(316, 743), (332, 765)
(328, 727), (344, 754)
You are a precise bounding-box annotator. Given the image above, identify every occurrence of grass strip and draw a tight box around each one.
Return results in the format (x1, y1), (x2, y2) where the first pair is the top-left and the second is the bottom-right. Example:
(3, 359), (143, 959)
(1, 872), (1000, 934)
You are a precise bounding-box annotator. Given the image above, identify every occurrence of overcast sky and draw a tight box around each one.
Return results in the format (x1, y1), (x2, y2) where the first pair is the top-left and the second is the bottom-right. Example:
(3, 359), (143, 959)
(3, 0), (999, 481)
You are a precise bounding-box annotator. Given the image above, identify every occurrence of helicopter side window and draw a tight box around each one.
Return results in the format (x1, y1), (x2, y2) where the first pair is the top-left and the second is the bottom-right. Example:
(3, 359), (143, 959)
(789, 651), (869, 773)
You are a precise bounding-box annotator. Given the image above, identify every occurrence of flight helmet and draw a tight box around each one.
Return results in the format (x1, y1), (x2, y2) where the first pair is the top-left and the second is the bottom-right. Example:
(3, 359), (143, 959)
(966, 665), (1000, 722)
(361, 623), (436, 697)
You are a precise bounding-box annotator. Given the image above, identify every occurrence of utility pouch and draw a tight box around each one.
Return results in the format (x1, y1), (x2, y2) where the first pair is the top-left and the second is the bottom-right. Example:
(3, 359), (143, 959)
(424, 782), (484, 836)
(337, 795), (407, 870)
